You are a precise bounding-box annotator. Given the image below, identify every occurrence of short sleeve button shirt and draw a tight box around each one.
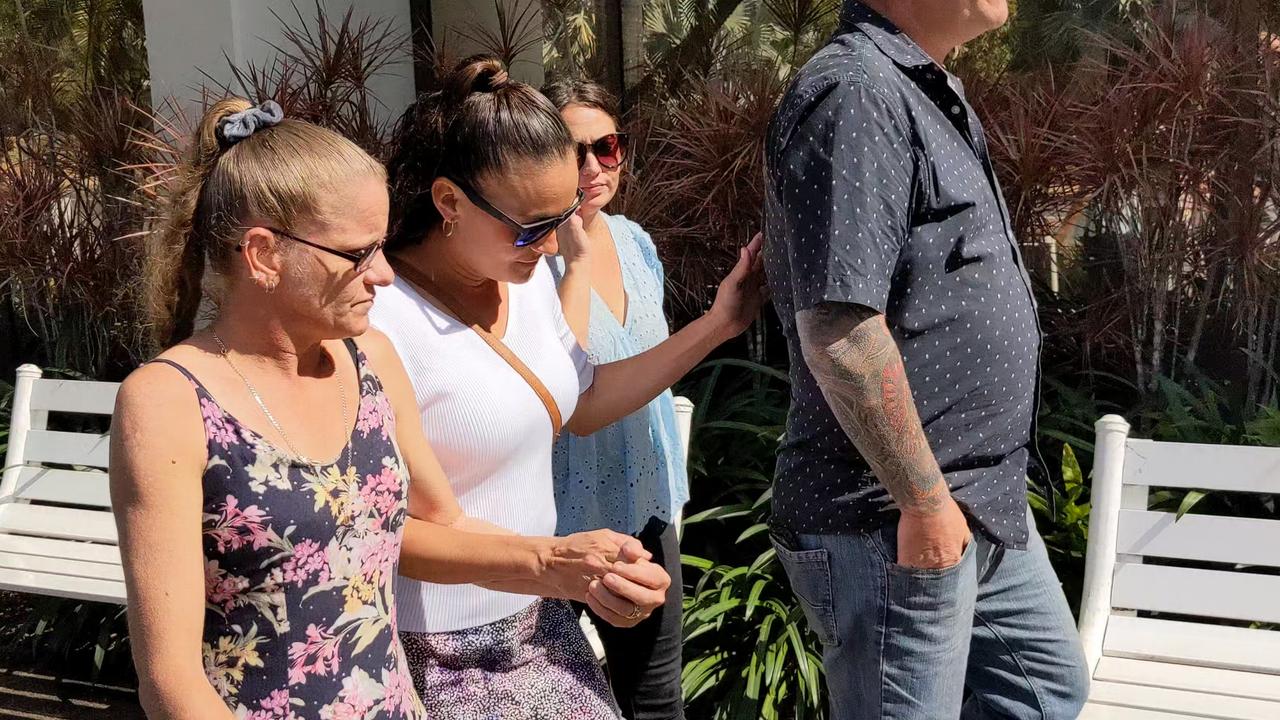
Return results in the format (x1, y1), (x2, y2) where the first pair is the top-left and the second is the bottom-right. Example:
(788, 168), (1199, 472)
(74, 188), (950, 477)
(763, 1), (1043, 548)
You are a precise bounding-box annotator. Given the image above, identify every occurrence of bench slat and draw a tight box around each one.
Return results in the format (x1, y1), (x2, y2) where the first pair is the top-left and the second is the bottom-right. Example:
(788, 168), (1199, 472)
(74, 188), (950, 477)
(21, 430), (110, 468)
(30, 378), (118, 416)
(1123, 439), (1280, 493)
(1103, 616), (1280, 675)
(1080, 704), (1214, 720)
(1112, 563), (1280, 624)
(0, 567), (125, 604)
(0, 504), (117, 544)
(12, 467), (111, 508)
(1095, 657), (1280, 702)
(0, 551), (124, 582)
(1088, 680), (1280, 720)
(1117, 510), (1280, 567)
(0, 534), (121, 565)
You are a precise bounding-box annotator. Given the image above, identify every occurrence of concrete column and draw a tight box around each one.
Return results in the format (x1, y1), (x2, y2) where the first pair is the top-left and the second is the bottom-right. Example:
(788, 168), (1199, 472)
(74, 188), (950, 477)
(142, 0), (415, 127)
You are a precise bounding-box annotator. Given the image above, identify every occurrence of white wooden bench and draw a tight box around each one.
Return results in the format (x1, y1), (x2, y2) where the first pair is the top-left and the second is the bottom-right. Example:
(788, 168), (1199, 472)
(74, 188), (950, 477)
(1078, 415), (1280, 719)
(0, 363), (695, 659)
(0, 364), (124, 603)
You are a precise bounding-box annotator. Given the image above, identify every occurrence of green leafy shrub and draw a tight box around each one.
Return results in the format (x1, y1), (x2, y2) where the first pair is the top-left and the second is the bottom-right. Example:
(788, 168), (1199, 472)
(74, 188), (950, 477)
(677, 359), (826, 719)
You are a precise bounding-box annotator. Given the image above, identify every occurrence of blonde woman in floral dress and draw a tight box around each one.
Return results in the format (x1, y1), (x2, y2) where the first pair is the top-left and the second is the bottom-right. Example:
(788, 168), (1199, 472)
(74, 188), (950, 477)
(109, 98), (659, 719)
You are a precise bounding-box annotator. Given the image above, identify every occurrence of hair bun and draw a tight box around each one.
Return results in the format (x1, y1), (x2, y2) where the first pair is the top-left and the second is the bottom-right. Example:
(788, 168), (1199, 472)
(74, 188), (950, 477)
(444, 55), (513, 105)
(480, 68), (511, 92)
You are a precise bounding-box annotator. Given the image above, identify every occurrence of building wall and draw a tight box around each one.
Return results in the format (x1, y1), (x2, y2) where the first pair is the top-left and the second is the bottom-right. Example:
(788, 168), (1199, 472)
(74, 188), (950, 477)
(142, 0), (415, 127)
(142, 0), (554, 132)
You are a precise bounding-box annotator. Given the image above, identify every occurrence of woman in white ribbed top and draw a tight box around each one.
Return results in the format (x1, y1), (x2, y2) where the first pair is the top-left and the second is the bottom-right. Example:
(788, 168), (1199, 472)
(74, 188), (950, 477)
(371, 259), (595, 633)
(374, 57), (766, 718)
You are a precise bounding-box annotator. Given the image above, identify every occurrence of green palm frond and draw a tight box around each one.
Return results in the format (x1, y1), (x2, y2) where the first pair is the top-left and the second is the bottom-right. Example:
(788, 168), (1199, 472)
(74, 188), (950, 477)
(542, 0), (596, 75)
(674, 360), (824, 719)
(638, 0), (838, 93)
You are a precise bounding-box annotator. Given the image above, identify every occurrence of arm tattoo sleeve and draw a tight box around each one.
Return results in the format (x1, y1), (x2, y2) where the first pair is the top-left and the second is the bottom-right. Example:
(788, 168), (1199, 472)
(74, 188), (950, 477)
(796, 303), (947, 516)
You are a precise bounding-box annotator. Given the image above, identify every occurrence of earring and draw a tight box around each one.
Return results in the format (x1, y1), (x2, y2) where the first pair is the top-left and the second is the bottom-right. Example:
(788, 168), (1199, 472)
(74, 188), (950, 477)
(443, 218), (457, 238)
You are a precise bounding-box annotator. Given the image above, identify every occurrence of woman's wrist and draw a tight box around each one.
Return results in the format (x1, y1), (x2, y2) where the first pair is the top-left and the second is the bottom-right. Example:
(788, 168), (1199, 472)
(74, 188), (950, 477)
(561, 250), (591, 272)
(699, 305), (739, 346)
(443, 517), (556, 584)
(441, 508), (467, 528)
(527, 535), (559, 582)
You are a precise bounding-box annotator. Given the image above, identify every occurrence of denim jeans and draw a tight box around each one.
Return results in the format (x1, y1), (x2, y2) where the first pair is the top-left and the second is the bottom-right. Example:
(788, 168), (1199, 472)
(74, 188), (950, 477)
(772, 507), (1089, 720)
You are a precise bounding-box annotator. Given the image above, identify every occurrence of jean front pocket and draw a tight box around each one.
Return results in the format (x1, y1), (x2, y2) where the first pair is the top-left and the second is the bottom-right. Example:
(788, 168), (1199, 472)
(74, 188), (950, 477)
(887, 532), (977, 579)
(872, 521), (978, 576)
(874, 526), (980, 619)
(770, 533), (840, 648)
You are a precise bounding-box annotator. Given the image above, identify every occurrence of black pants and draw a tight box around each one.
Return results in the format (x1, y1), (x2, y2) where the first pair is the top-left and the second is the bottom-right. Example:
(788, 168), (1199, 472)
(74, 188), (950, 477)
(577, 517), (685, 720)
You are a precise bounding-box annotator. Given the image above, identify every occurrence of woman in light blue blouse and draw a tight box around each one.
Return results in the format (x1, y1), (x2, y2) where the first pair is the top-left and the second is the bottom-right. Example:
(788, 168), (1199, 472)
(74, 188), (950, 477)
(542, 78), (753, 720)
(540, 77), (711, 717)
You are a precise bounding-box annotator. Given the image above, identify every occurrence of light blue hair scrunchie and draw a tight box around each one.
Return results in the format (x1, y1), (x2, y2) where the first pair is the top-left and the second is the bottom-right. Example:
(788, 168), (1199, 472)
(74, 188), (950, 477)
(216, 99), (284, 148)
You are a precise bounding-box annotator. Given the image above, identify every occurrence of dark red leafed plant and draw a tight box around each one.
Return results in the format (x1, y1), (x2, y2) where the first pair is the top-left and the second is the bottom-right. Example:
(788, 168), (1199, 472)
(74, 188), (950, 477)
(202, 1), (409, 160)
(620, 66), (786, 320)
(973, 1), (1280, 406)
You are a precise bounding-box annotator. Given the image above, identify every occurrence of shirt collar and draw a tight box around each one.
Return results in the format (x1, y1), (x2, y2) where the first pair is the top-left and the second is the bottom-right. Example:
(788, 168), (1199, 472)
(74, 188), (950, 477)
(840, 0), (935, 69)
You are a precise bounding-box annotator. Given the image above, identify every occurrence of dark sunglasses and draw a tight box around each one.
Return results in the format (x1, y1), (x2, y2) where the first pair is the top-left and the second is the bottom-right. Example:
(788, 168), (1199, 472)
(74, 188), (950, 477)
(449, 178), (585, 248)
(576, 132), (628, 170)
(245, 226), (386, 274)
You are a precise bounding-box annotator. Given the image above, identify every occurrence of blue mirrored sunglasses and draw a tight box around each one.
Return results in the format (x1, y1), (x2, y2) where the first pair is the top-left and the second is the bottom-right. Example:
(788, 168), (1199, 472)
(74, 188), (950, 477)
(448, 177), (585, 248)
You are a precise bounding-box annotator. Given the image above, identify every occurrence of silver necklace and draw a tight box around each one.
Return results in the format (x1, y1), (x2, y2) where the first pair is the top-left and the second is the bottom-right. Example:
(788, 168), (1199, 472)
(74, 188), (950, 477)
(210, 331), (349, 472)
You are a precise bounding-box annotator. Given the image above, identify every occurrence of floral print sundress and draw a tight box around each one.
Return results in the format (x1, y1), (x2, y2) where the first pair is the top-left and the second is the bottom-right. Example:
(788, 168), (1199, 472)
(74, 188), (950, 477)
(153, 339), (425, 719)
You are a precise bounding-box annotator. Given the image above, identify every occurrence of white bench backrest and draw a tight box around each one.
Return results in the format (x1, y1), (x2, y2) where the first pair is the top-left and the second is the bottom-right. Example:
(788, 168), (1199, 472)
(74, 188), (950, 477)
(1080, 415), (1280, 677)
(0, 364), (698, 603)
(0, 365), (119, 544)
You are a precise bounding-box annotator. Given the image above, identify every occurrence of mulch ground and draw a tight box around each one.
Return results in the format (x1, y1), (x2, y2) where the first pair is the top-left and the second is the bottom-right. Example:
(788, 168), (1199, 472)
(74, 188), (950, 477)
(0, 668), (143, 719)
(0, 592), (143, 719)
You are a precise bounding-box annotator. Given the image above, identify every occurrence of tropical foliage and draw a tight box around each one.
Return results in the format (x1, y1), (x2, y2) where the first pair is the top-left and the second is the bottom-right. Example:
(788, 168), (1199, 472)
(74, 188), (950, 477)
(0, 0), (151, 381)
(676, 359), (826, 718)
(0, 0), (148, 135)
(641, 0), (840, 85)
(543, 0), (599, 76)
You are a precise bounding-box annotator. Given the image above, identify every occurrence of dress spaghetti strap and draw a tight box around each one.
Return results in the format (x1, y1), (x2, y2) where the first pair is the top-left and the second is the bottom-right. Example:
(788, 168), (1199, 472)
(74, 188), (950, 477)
(146, 357), (204, 386)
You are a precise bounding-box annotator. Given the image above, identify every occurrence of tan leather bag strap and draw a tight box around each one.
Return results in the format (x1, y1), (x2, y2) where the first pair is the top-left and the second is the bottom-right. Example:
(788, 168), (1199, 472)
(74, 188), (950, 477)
(391, 259), (563, 435)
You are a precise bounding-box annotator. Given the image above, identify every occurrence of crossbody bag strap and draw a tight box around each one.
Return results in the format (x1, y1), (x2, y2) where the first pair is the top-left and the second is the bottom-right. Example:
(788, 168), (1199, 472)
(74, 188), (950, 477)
(391, 259), (563, 436)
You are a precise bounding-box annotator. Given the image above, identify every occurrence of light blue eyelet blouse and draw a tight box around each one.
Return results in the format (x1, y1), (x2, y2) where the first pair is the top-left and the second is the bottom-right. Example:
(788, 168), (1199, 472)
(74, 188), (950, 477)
(547, 213), (690, 536)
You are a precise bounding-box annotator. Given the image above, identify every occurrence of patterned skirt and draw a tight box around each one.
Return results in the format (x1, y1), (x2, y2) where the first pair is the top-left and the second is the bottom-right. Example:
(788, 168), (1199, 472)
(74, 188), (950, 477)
(400, 599), (622, 720)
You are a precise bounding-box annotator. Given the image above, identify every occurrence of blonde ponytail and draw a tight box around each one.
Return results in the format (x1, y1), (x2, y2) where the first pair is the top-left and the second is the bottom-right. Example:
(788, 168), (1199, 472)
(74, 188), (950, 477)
(142, 97), (385, 347)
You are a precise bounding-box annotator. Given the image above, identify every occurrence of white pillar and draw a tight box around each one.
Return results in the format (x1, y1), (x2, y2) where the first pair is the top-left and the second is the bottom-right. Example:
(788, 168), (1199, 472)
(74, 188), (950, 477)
(1078, 414), (1131, 675)
(0, 365), (44, 500)
(142, 0), (415, 128)
(430, 0), (545, 87)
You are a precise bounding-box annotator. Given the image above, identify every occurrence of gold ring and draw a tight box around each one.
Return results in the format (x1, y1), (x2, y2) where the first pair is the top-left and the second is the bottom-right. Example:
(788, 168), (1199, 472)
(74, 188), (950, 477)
(626, 604), (642, 620)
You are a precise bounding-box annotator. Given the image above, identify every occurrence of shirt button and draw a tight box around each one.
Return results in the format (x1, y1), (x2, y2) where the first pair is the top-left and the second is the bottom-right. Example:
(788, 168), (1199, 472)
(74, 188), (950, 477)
(950, 105), (961, 115)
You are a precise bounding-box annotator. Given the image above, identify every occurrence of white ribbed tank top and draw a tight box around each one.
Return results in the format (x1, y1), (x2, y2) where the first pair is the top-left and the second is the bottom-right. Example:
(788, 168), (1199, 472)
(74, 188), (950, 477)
(370, 260), (594, 633)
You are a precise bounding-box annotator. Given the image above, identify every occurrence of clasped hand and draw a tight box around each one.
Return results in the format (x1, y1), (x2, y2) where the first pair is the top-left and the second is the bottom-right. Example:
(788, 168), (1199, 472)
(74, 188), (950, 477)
(548, 529), (670, 627)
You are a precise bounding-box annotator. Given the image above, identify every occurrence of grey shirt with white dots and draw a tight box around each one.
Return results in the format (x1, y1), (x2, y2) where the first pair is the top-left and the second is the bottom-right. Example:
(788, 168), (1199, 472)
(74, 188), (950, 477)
(763, 1), (1042, 549)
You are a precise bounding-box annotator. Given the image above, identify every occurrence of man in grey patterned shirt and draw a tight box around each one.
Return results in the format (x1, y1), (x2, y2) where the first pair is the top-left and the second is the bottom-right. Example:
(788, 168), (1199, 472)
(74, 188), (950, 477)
(763, 1), (1090, 718)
